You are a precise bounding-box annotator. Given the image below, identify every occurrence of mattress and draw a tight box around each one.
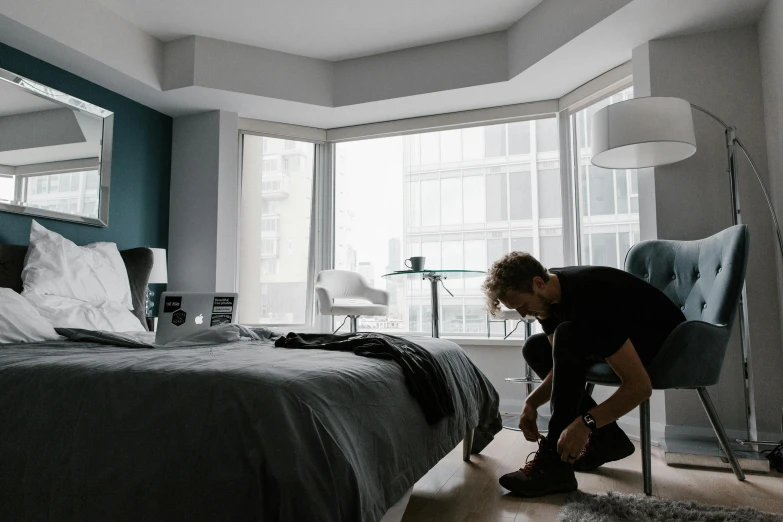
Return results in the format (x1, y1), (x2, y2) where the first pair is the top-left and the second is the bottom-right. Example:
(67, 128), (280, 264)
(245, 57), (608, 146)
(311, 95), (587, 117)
(0, 331), (501, 522)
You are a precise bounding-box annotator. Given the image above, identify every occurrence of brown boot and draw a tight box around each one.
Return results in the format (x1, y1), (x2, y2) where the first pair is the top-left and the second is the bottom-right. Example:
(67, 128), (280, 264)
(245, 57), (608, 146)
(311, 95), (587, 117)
(498, 437), (578, 497)
(573, 422), (635, 472)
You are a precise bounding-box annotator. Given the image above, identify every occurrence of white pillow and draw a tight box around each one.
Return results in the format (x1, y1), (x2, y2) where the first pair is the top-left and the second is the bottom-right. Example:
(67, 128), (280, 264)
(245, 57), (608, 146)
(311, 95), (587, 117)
(22, 220), (134, 310)
(0, 288), (60, 343)
(24, 292), (145, 332)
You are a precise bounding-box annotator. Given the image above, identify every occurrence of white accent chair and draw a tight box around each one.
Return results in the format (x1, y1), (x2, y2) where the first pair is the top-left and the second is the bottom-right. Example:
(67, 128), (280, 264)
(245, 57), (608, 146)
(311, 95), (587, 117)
(315, 270), (390, 332)
(486, 307), (523, 339)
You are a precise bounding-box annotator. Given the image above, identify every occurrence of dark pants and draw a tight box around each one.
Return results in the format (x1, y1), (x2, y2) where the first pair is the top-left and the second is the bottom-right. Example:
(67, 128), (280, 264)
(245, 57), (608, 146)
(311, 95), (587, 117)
(522, 322), (616, 443)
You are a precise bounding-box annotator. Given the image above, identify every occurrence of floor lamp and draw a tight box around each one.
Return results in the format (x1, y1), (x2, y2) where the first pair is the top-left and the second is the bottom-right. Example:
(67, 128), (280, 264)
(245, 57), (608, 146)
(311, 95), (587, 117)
(590, 96), (783, 451)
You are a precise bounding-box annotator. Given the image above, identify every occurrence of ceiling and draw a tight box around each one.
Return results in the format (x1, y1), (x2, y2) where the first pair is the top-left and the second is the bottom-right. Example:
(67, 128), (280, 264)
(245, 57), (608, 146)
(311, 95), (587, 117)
(0, 0), (772, 129)
(91, 0), (543, 61)
(0, 78), (58, 117)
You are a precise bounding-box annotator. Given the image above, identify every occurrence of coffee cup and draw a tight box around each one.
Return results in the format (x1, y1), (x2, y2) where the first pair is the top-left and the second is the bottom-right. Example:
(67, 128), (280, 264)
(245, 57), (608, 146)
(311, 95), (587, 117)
(405, 256), (425, 271)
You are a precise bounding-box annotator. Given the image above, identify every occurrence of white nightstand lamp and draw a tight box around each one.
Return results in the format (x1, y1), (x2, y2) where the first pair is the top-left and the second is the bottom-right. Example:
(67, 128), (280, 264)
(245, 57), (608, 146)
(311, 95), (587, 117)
(146, 248), (168, 330)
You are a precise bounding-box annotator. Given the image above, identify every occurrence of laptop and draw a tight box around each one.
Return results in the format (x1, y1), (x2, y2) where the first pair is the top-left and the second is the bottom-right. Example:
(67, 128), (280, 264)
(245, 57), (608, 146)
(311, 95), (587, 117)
(156, 292), (239, 345)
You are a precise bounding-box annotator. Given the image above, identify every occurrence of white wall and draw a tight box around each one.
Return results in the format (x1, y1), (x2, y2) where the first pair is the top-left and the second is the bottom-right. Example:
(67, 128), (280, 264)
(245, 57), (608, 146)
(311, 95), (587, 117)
(635, 26), (783, 441)
(169, 110), (239, 292)
(759, 0), (783, 390)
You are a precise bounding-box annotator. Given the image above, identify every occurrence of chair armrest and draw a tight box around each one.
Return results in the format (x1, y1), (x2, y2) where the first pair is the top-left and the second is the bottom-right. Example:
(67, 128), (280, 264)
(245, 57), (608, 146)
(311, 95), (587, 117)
(646, 320), (731, 389)
(314, 286), (334, 314)
(362, 286), (390, 306)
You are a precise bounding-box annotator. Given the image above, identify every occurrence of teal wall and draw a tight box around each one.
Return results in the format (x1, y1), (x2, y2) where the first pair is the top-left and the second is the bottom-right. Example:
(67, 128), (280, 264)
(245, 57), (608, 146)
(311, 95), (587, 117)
(0, 43), (171, 250)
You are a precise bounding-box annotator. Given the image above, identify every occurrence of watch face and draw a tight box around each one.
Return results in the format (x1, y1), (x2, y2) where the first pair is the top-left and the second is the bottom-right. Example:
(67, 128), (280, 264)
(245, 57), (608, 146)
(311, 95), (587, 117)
(584, 414), (597, 429)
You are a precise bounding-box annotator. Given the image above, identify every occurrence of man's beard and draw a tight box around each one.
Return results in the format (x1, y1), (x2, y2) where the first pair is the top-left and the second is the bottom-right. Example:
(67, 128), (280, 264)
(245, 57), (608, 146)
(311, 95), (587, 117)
(535, 294), (552, 316)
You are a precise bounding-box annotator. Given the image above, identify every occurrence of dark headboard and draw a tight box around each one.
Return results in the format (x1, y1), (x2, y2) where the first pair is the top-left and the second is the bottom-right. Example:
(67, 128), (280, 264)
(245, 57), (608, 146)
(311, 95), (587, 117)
(0, 244), (154, 331)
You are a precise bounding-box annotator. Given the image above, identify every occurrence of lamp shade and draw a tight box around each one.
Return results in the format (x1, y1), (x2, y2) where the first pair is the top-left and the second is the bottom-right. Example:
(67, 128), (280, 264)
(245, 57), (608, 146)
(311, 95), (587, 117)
(591, 97), (697, 169)
(148, 248), (168, 284)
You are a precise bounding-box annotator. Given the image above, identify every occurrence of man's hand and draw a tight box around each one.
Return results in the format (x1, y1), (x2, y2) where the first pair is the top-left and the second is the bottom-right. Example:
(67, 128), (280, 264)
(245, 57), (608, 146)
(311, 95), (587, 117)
(557, 417), (591, 463)
(519, 402), (541, 442)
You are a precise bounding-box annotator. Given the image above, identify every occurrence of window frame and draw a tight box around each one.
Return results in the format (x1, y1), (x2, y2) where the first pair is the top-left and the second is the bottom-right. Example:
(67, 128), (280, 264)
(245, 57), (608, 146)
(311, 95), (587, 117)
(562, 78), (635, 266)
(236, 65), (633, 336)
(236, 129), (329, 329)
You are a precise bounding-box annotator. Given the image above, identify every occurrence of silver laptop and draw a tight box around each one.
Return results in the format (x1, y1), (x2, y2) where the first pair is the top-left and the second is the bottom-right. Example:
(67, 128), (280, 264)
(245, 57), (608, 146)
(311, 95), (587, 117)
(156, 292), (239, 345)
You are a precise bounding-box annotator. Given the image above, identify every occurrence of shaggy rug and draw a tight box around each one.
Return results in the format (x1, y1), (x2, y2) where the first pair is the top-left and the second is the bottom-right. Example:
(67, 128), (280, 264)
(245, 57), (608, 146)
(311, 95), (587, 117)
(556, 491), (783, 522)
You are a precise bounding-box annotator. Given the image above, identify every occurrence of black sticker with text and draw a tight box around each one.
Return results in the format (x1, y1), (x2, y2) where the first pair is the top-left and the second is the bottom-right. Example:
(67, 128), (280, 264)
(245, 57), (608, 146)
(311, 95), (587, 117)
(164, 296), (183, 313)
(172, 309), (186, 326)
(210, 313), (233, 327)
(212, 296), (235, 314)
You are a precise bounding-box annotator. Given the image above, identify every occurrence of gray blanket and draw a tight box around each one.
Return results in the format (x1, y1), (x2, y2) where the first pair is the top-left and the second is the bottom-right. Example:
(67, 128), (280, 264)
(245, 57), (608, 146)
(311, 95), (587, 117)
(0, 330), (501, 522)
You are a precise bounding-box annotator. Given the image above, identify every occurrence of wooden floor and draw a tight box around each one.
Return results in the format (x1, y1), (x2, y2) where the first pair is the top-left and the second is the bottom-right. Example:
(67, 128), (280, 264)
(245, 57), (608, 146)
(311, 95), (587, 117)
(401, 428), (783, 522)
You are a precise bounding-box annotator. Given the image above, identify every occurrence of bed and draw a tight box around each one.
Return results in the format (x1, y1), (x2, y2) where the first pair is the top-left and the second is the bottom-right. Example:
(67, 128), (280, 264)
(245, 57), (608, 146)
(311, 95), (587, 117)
(0, 245), (502, 522)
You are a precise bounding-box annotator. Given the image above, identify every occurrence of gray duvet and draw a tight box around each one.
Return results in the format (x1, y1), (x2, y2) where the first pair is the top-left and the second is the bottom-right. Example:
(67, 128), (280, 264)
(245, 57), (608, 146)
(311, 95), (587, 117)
(0, 330), (501, 522)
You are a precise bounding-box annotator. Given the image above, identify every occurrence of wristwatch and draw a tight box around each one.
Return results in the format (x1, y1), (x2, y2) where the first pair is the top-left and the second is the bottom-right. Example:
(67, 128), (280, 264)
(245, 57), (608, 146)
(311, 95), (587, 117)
(582, 413), (597, 431)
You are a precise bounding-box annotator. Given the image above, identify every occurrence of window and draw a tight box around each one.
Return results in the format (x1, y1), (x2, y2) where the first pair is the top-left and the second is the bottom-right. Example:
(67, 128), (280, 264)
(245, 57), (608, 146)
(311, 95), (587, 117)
(334, 117), (560, 335)
(239, 135), (315, 325)
(508, 121), (531, 155)
(535, 119), (558, 153)
(572, 86), (639, 269)
(485, 172), (508, 222)
(0, 176), (14, 202)
(19, 170), (100, 218)
(509, 169), (532, 220)
(263, 159), (278, 171)
(484, 125), (506, 158)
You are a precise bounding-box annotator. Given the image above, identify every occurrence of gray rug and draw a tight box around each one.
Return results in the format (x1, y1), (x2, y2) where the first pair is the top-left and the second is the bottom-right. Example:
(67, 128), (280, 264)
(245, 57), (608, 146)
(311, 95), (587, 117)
(557, 491), (783, 522)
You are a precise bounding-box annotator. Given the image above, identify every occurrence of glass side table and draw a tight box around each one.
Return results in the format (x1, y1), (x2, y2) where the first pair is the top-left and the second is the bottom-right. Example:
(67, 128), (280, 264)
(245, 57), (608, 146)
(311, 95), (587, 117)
(382, 269), (485, 338)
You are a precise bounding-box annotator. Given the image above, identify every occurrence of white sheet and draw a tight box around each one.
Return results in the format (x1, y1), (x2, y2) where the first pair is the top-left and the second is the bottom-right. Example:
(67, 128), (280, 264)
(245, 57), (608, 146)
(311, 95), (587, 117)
(0, 288), (60, 343)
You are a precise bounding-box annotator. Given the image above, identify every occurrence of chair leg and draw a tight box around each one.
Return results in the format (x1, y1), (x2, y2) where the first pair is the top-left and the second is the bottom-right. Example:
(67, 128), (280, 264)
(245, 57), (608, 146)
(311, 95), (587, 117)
(696, 387), (745, 481)
(639, 398), (653, 495)
(349, 316), (358, 333)
(463, 427), (474, 461)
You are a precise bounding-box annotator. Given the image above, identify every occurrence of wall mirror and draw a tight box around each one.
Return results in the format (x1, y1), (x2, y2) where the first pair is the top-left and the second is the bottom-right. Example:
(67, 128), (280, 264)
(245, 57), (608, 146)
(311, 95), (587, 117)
(0, 66), (113, 227)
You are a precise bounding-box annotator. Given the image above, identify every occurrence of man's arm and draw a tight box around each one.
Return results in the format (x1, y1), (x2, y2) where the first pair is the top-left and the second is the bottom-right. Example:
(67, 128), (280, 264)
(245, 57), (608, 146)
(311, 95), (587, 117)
(588, 339), (653, 427)
(556, 339), (652, 461)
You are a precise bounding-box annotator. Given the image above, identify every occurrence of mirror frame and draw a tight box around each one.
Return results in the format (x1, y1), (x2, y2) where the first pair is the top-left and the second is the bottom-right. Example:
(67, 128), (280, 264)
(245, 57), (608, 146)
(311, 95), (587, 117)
(0, 67), (114, 227)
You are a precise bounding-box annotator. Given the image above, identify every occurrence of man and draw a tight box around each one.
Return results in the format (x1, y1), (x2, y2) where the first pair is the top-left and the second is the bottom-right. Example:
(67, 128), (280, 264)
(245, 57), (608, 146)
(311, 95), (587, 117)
(482, 252), (685, 497)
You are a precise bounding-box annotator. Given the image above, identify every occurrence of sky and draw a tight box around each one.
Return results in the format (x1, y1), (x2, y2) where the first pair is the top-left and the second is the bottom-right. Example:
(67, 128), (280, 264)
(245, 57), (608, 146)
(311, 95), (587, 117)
(336, 136), (405, 281)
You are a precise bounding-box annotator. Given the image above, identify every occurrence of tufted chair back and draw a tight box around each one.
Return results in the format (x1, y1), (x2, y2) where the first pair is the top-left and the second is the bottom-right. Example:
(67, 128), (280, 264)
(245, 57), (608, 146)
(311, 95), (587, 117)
(625, 225), (749, 328)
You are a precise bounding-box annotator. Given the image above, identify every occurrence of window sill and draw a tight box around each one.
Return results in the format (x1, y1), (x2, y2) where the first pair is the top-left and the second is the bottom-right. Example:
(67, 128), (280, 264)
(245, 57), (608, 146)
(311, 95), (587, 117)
(441, 337), (525, 348)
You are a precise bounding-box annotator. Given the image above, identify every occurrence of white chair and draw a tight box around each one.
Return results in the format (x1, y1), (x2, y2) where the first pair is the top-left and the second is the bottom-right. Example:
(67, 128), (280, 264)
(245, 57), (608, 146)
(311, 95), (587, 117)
(315, 270), (390, 332)
(486, 307), (524, 339)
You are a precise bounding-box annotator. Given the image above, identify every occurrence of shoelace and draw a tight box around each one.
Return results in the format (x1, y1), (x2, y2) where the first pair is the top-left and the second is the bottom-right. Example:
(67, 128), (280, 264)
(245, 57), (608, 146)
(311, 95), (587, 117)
(521, 440), (547, 477)
(578, 432), (594, 459)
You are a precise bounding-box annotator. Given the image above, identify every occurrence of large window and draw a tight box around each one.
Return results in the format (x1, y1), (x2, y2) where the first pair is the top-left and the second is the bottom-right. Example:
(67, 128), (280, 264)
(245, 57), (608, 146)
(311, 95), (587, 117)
(572, 87), (639, 269)
(334, 118), (562, 335)
(0, 170), (100, 218)
(238, 135), (315, 325)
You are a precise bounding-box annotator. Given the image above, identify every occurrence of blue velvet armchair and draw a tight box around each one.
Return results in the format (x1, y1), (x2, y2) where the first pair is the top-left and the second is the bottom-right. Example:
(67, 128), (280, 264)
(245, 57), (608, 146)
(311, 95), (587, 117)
(585, 224), (750, 495)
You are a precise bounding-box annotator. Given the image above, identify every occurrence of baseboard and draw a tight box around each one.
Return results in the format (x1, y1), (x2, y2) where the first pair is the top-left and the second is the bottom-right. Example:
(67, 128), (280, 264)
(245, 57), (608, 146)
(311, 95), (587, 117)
(617, 417), (665, 447)
(664, 424), (781, 446)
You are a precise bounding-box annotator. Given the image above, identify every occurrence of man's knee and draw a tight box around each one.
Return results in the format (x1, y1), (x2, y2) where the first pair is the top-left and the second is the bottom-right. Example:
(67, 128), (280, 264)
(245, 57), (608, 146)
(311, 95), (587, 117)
(552, 322), (581, 361)
(522, 334), (553, 381)
(522, 333), (550, 362)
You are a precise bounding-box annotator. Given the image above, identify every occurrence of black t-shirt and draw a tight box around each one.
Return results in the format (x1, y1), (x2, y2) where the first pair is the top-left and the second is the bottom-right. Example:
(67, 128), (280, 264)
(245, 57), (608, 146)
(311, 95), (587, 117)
(538, 266), (686, 364)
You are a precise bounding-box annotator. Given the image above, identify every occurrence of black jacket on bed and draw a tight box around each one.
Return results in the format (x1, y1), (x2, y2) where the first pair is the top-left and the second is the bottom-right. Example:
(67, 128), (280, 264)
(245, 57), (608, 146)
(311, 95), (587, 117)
(274, 332), (455, 424)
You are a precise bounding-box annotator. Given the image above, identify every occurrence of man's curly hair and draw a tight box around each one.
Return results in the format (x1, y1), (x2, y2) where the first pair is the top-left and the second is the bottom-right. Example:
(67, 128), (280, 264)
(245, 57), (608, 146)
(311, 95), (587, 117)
(482, 251), (549, 316)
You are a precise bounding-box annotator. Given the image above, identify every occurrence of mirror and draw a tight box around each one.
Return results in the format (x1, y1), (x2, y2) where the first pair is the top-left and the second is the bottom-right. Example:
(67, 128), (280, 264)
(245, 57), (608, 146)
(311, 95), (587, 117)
(0, 67), (113, 227)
